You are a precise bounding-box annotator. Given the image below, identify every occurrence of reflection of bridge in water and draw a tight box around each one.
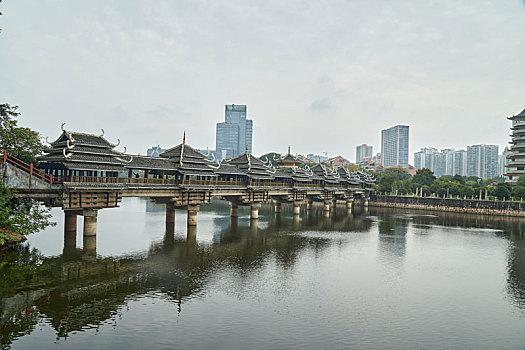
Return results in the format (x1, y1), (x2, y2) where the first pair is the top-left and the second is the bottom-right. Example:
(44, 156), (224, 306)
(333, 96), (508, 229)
(2, 126), (375, 254)
(2, 207), (525, 346)
(0, 206), (373, 346)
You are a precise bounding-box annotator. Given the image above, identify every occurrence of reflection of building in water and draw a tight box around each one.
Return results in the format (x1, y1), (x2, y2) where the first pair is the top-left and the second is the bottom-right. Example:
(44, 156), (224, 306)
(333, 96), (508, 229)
(377, 218), (408, 258)
(506, 229), (525, 311)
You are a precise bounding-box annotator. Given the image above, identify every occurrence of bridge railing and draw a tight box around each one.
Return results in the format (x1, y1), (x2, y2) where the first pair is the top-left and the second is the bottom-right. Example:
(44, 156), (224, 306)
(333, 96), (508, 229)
(1, 150), (55, 184)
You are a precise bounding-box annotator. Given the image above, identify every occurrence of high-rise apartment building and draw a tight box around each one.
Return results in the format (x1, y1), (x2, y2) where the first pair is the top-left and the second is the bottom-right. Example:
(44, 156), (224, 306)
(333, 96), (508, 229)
(414, 147), (438, 171)
(356, 144), (373, 164)
(215, 104), (253, 160)
(414, 148), (467, 177)
(467, 144), (499, 179)
(453, 150), (467, 176)
(381, 125), (409, 168)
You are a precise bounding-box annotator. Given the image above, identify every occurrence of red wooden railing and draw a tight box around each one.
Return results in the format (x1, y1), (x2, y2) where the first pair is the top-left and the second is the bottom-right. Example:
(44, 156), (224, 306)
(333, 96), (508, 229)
(1, 150), (55, 184)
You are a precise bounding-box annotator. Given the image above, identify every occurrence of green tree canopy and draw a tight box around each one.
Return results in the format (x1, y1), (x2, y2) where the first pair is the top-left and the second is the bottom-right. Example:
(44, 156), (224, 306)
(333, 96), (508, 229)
(0, 103), (44, 164)
(494, 183), (511, 200)
(412, 168), (436, 187)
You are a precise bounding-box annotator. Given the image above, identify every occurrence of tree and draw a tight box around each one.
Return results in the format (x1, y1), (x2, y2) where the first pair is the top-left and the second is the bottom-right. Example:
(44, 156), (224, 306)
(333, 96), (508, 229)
(412, 168), (436, 187)
(512, 186), (525, 199)
(375, 168), (410, 193)
(516, 175), (525, 187)
(451, 174), (465, 184)
(494, 183), (511, 200)
(0, 103), (54, 245)
(0, 103), (44, 164)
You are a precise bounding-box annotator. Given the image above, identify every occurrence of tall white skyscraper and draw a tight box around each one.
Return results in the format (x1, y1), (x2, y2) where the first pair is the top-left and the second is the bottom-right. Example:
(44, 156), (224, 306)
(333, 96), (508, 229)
(381, 125), (409, 168)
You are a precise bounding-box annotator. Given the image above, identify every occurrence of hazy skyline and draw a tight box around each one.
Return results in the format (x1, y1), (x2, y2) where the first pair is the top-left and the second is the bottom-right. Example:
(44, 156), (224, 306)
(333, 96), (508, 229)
(1, 1), (524, 163)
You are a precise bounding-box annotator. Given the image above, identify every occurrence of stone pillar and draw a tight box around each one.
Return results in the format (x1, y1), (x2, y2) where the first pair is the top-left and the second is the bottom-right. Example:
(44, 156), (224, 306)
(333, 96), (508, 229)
(187, 205), (198, 226)
(251, 204), (260, 220)
(275, 202), (282, 214)
(293, 202), (301, 215)
(166, 202), (175, 232)
(230, 203), (239, 217)
(363, 199), (369, 207)
(64, 211), (77, 250)
(83, 210), (98, 255)
(187, 225), (197, 243)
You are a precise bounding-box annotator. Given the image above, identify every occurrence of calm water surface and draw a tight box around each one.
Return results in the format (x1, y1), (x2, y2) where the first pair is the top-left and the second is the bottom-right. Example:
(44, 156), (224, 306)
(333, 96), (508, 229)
(1, 198), (525, 349)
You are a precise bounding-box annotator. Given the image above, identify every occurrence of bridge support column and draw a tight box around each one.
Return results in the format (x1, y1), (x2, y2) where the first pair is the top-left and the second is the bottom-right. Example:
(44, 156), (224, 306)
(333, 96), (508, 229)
(230, 203), (239, 217)
(187, 225), (197, 243)
(82, 210), (98, 256)
(275, 202), (282, 214)
(363, 198), (369, 208)
(64, 211), (77, 250)
(166, 203), (175, 232)
(250, 204), (260, 220)
(293, 202), (301, 215)
(187, 205), (199, 226)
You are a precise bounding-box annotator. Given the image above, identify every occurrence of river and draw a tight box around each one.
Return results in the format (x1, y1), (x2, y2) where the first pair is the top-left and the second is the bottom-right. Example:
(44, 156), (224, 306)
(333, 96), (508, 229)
(1, 198), (525, 349)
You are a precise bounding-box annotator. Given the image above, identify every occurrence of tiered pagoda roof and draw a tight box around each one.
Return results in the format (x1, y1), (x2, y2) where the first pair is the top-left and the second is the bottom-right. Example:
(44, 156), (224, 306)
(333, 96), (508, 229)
(38, 128), (128, 172)
(159, 143), (218, 176)
(507, 108), (525, 120)
(126, 156), (177, 171)
(310, 164), (340, 184)
(228, 153), (275, 179)
(505, 107), (525, 182)
(337, 167), (360, 185)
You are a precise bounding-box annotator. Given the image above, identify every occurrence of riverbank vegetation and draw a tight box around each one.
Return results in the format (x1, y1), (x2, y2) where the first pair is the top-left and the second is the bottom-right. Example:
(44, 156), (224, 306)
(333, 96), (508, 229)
(0, 103), (55, 246)
(374, 167), (520, 201)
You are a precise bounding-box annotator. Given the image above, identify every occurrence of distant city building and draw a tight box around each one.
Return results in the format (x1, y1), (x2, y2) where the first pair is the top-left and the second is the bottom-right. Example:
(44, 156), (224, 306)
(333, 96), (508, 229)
(356, 144), (373, 164)
(328, 155), (351, 168)
(147, 146), (167, 157)
(467, 144), (499, 179)
(414, 147), (438, 171)
(381, 125), (409, 168)
(306, 154), (328, 163)
(505, 108), (525, 183)
(414, 148), (467, 177)
(499, 147), (510, 178)
(453, 150), (467, 177)
(215, 104), (253, 160)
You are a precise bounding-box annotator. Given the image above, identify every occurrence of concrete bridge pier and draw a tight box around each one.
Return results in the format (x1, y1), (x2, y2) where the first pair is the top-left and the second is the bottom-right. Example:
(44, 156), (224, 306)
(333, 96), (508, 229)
(64, 211), (77, 251)
(187, 225), (197, 243)
(293, 202), (301, 216)
(187, 205), (199, 226)
(82, 209), (98, 256)
(230, 203), (239, 217)
(166, 203), (175, 232)
(275, 202), (282, 214)
(251, 204), (261, 220)
(346, 200), (353, 215)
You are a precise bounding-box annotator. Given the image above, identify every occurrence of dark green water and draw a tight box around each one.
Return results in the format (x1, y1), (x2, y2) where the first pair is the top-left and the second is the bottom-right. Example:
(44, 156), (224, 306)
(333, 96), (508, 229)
(1, 198), (525, 349)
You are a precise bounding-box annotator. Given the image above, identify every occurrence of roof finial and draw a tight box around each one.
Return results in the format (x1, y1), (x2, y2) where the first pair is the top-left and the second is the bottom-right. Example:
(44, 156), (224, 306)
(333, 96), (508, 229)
(288, 145), (291, 155)
(245, 143), (248, 154)
(183, 131), (186, 144)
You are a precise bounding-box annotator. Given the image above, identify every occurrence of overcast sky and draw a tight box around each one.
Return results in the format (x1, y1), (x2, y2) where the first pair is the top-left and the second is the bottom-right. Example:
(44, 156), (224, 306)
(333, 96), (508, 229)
(1, 0), (524, 162)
